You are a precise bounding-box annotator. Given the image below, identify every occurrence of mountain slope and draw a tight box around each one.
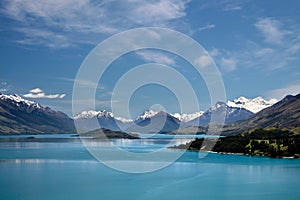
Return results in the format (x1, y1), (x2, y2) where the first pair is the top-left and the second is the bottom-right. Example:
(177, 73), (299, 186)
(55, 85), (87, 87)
(222, 93), (300, 135)
(127, 111), (182, 133)
(0, 94), (75, 134)
(75, 110), (183, 133)
(73, 96), (280, 134)
(244, 93), (300, 128)
(188, 102), (253, 126)
(171, 112), (204, 123)
(74, 110), (133, 131)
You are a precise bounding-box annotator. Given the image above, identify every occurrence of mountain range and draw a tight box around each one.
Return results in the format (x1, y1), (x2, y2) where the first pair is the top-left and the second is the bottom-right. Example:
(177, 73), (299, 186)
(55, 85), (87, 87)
(186, 102), (253, 126)
(74, 96), (275, 132)
(1, 93), (291, 135)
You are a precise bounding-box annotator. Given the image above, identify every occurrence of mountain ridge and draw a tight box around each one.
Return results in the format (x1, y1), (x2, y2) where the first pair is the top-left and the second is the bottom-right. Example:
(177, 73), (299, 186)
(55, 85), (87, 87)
(0, 93), (285, 135)
(75, 95), (276, 124)
(187, 102), (254, 126)
(0, 94), (75, 134)
(220, 93), (300, 135)
(227, 96), (277, 113)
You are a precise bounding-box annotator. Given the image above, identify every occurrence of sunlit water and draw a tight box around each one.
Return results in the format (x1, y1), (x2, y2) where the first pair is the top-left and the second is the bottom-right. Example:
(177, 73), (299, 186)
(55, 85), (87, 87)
(0, 135), (300, 200)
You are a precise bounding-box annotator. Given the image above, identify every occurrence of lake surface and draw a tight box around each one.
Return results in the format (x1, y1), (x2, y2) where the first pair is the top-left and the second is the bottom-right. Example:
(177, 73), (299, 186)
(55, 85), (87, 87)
(1, 135), (300, 200)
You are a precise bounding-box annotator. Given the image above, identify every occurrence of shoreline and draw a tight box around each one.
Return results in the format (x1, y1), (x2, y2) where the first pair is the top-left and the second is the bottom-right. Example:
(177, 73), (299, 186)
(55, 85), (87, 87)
(198, 150), (299, 159)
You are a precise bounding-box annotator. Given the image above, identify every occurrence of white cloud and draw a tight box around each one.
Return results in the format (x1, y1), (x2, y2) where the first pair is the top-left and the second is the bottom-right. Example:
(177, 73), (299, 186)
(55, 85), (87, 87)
(220, 57), (237, 71)
(23, 88), (66, 99)
(209, 48), (220, 57)
(194, 55), (212, 68)
(29, 88), (43, 94)
(267, 83), (300, 100)
(287, 42), (300, 54)
(198, 24), (216, 32)
(205, 17), (299, 73)
(255, 18), (290, 45)
(15, 27), (72, 48)
(59, 94), (66, 98)
(131, 0), (189, 24)
(136, 50), (176, 65)
(254, 48), (274, 57)
(1, 0), (190, 48)
(212, 26), (299, 72)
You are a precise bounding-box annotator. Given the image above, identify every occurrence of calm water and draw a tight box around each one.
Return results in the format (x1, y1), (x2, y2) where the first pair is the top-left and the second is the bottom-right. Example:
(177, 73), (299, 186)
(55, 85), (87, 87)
(1, 135), (300, 200)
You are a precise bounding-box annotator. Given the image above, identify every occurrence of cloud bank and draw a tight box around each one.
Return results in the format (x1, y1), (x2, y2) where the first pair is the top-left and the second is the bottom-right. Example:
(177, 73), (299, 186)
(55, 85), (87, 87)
(1, 0), (191, 48)
(23, 88), (66, 99)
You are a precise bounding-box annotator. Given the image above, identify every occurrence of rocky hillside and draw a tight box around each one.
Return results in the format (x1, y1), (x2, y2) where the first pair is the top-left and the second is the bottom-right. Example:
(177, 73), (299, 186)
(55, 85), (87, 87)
(0, 94), (75, 134)
(222, 93), (300, 135)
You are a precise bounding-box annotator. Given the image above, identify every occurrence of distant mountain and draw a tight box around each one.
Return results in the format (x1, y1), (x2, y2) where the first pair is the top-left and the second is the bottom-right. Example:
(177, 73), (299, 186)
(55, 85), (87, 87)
(127, 111), (182, 133)
(171, 112), (204, 122)
(75, 110), (184, 133)
(187, 102), (253, 126)
(222, 93), (300, 135)
(134, 110), (159, 123)
(184, 94), (300, 158)
(74, 110), (133, 132)
(227, 96), (277, 113)
(241, 93), (300, 129)
(0, 94), (75, 134)
(74, 96), (280, 133)
(75, 103), (253, 133)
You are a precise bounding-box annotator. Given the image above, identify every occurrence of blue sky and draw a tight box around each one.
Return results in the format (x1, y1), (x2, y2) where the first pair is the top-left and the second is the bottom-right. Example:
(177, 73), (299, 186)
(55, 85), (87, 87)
(0, 0), (300, 118)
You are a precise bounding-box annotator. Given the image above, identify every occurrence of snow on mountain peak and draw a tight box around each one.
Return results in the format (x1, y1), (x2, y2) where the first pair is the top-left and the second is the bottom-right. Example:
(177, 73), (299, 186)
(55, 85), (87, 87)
(0, 93), (41, 108)
(171, 112), (204, 122)
(74, 95), (278, 123)
(114, 117), (133, 123)
(227, 96), (278, 113)
(74, 110), (114, 119)
(136, 110), (158, 120)
(74, 110), (133, 123)
(74, 110), (97, 119)
(97, 110), (114, 118)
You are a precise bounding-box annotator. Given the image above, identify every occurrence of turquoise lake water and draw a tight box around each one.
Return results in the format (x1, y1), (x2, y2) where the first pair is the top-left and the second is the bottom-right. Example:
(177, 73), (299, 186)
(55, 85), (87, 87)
(1, 135), (300, 200)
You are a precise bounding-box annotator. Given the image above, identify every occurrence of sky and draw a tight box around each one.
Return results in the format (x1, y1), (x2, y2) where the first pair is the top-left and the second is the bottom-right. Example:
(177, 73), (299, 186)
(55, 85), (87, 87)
(0, 0), (300, 118)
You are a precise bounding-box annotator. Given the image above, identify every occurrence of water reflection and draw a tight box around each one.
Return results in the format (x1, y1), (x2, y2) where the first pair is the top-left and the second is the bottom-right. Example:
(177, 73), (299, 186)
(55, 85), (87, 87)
(0, 159), (96, 164)
(81, 138), (194, 149)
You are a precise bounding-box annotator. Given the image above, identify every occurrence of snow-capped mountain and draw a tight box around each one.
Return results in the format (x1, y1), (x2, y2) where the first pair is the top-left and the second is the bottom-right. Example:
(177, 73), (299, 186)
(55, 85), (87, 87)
(221, 93), (300, 136)
(74, 110), (114, 120)
(114, 116), (134, 123)
(188, 102), (253, 126)
(171, 112), (204, 122)
(135, 110), (158, 121)
(75, 109), (204, 125)
(0, 94), (42, 109)
(74, 110), (133, 132)
(75, 95), (277, 132)
(75, 109), (183, 133)
(74, 110), (133, 123)
(0, 94), (75, 134)
(227, 96), (277, 113)
(127, 111), (181, 133)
